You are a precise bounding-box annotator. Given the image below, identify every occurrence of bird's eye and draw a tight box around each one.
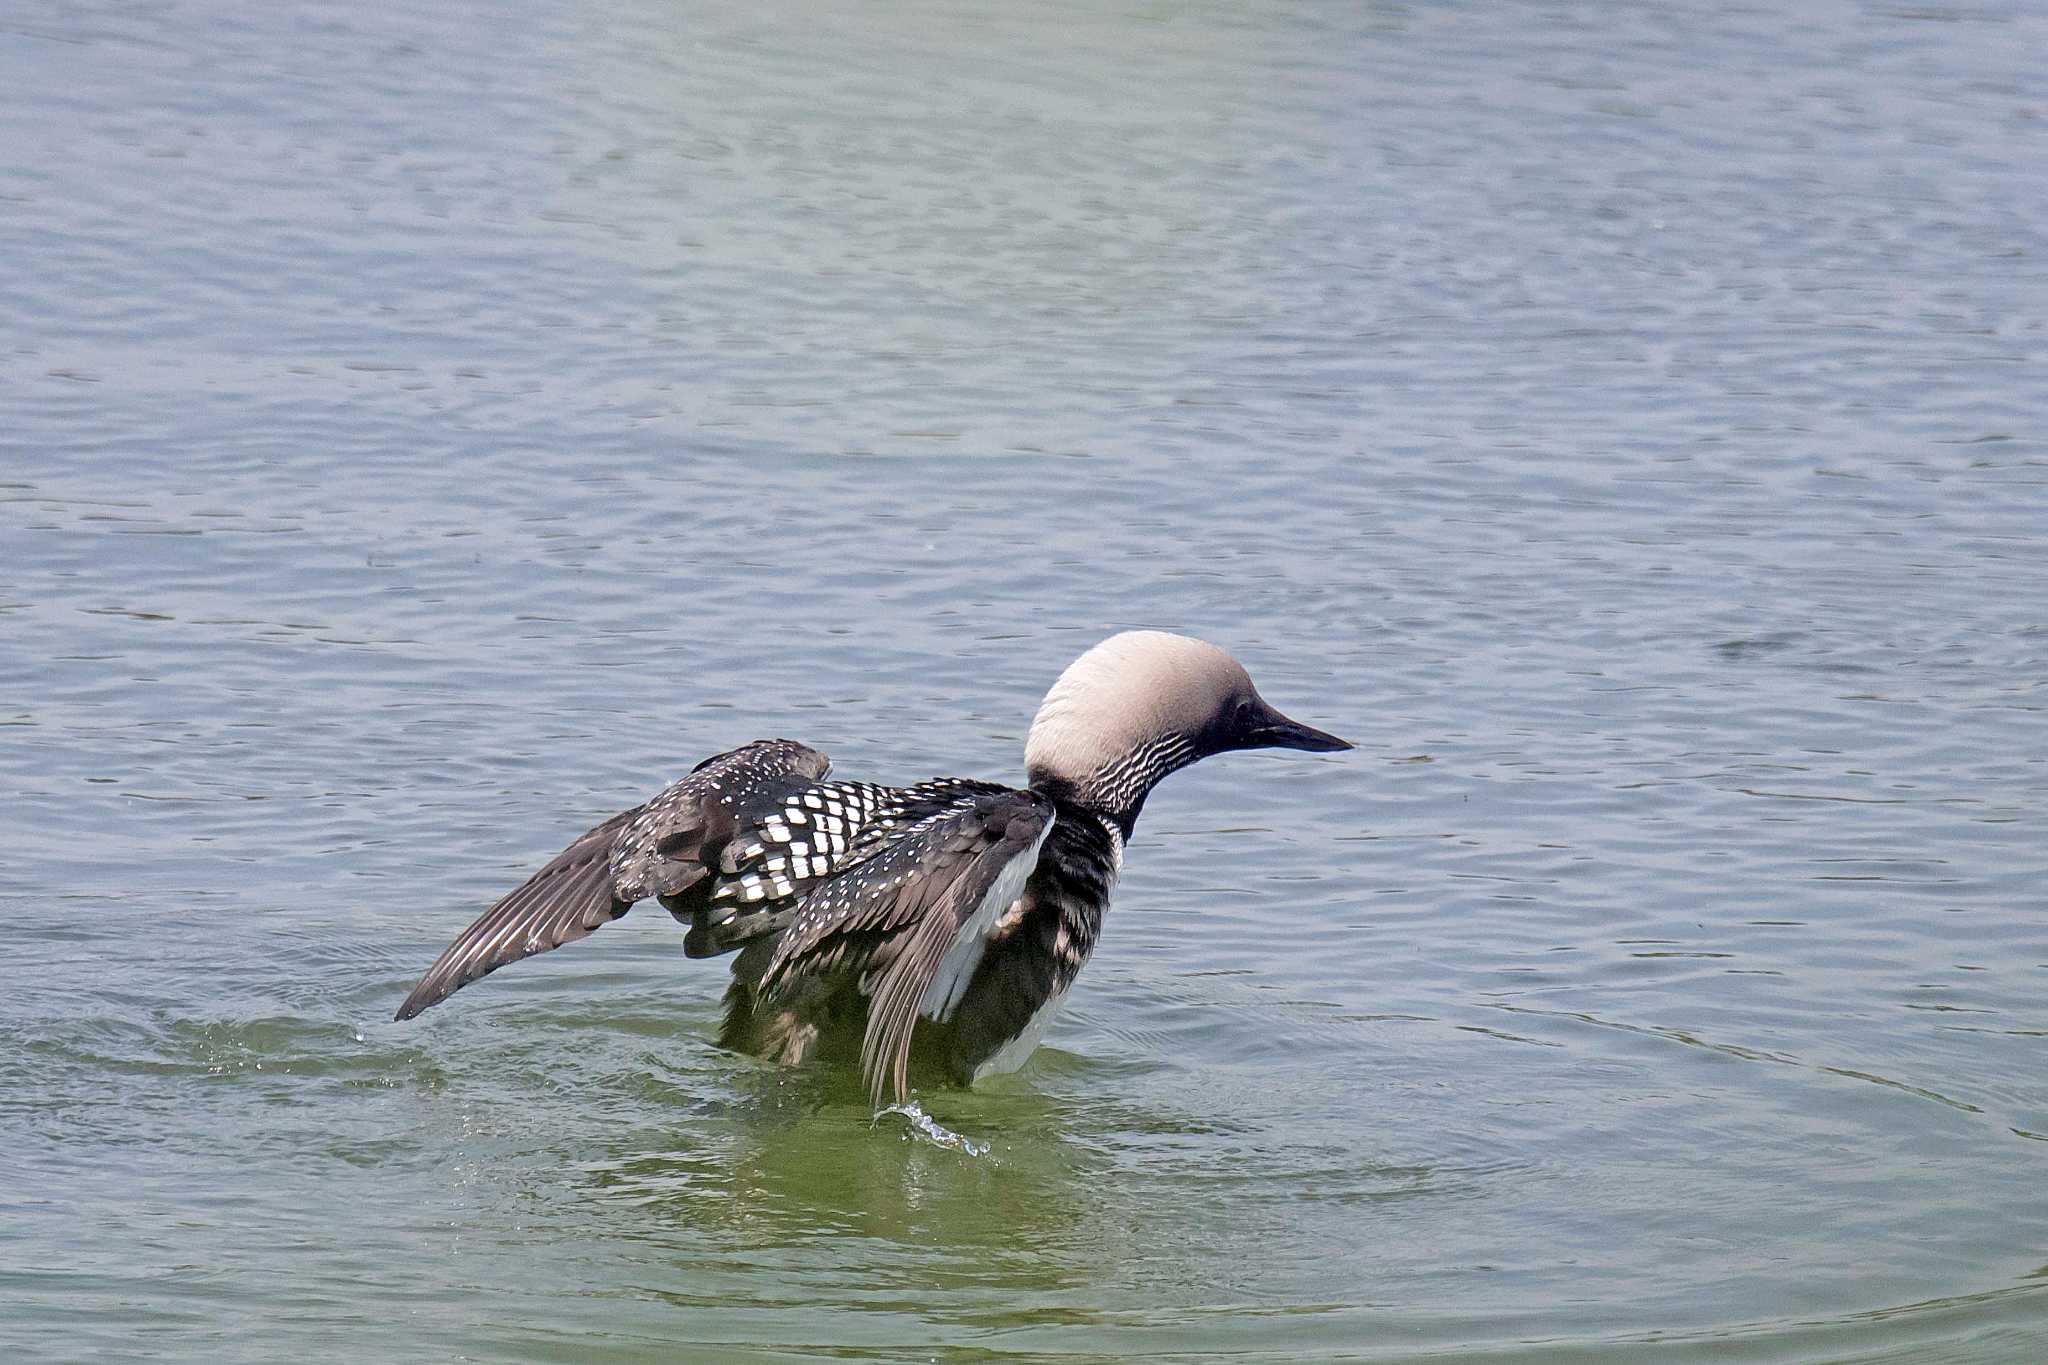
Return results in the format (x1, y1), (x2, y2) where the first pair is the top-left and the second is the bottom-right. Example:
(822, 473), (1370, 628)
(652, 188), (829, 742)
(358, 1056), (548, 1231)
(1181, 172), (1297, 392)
(1233, 697), (1254, 727)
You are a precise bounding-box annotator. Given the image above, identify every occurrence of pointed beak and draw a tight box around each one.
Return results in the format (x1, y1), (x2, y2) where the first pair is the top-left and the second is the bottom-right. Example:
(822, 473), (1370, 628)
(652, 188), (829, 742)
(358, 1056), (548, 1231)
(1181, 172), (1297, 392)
(1242, 699), (1352, 753)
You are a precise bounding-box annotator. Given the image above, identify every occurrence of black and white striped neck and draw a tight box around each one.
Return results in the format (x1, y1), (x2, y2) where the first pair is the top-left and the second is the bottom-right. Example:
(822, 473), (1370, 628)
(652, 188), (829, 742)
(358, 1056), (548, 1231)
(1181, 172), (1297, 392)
(1027, 732), (1200, 838)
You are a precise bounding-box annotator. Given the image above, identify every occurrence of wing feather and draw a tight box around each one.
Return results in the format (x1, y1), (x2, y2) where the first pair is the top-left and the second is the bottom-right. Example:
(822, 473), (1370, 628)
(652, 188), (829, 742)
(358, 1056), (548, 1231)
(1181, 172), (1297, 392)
(759, 789), (1054, 1104)
(393, 807), (637, 1021)
(860, 913), (957, 1108)
(679, 776), (1010, 957)
(393, 739), (829, 1021)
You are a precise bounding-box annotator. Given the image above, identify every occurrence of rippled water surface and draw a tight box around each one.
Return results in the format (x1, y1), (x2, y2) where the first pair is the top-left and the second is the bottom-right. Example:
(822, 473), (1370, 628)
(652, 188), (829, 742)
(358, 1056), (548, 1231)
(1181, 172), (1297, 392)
(5, 0), (2048, 1359)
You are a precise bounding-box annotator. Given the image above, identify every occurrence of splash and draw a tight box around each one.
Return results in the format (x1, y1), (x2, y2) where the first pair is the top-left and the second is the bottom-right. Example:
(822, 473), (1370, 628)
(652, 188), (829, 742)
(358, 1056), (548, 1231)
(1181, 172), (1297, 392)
(874, 1100), (990, 1157)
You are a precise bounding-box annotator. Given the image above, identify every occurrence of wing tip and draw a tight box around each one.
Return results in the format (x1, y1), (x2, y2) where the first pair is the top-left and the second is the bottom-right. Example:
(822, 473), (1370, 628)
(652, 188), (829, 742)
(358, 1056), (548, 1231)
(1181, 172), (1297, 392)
(393, 977), (447, 1022)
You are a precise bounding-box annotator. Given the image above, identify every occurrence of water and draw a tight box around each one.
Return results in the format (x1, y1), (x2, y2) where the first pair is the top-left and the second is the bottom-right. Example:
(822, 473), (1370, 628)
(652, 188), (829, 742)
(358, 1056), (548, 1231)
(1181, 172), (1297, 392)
(4, 0), (2047, 1358)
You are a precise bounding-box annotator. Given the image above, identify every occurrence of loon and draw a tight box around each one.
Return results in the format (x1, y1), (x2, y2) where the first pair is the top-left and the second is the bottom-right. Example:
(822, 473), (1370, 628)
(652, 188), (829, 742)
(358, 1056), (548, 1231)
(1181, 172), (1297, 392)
(394, 631), (1349, 1104)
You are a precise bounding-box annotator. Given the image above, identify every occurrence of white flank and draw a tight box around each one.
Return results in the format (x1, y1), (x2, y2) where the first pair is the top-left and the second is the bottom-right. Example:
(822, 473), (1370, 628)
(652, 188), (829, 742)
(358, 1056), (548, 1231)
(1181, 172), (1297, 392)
(918, 819), (1054, 1023)
(973, 984), (1072, 1080)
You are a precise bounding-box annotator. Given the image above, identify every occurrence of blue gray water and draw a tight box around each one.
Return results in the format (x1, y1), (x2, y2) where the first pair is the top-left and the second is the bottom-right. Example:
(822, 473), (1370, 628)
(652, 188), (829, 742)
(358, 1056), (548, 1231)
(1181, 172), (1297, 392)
(5, 0), (2047, 1359)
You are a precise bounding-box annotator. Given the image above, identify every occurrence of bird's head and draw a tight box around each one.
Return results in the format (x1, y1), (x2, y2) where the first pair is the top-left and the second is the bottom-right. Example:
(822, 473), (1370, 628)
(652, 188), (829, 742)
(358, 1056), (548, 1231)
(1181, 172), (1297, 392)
(1024, 631), (1349, 827)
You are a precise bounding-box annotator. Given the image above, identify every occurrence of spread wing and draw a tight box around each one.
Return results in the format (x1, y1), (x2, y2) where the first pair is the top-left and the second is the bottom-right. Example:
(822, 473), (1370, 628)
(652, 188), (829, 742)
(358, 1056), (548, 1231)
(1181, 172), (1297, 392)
(393, 738), (830, 1021)
(759, 789), (1055, 1105)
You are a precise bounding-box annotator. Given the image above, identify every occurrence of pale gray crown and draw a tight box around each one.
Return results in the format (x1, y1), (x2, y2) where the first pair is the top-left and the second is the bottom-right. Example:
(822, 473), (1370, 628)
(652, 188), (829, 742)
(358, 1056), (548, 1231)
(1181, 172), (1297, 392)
(1023, 631), (1249, 794)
